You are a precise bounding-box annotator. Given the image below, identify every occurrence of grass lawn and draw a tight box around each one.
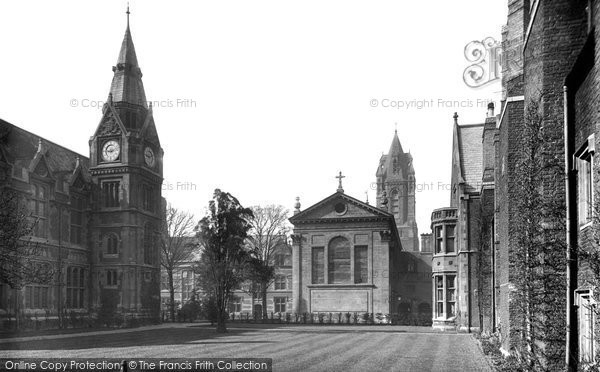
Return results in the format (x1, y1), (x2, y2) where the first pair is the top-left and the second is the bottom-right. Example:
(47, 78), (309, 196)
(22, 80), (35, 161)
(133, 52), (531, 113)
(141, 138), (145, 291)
(0, 323), (491, 372)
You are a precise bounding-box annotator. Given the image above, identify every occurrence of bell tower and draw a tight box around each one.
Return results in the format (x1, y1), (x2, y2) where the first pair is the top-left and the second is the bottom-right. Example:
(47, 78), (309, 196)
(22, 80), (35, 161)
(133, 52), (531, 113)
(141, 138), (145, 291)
(88, 7), (163, 318)
(376, 129), (419, 251)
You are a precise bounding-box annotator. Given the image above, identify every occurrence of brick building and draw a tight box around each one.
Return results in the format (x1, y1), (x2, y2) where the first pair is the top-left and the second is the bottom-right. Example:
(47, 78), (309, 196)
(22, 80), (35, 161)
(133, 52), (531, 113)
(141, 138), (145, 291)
(0, 12), (163, 322)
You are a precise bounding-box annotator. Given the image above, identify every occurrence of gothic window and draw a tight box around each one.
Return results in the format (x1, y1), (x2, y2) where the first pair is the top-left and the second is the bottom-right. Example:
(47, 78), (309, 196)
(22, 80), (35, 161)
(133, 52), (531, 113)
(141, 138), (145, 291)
(274, 275), (286, 290)
(391, 189), (399, 217)
(106, 234), (119, 255)
(30, 183), (48, 238)
(576, 136), (594, 227)
(392, 157), (399, 174)
(102, 181), (120, 208)
(66, 266), (85, 308)
(70, 195), (84, 244)
(354, 245), (368, 283)
(274, 297), (287, 313)
(106, 269), (118, 286)
(143, 224), (156, 265)
(311, 247), (324, 284)
(24, 285), (49, 309)
(434, 274), (456, 319)
(328, 237), (351, 284)
(142, 184), (155, 212)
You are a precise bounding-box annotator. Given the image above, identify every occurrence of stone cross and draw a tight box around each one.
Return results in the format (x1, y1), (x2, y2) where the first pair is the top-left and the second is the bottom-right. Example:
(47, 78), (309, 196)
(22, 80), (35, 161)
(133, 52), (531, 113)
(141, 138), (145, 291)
(336, 171), (345, 193)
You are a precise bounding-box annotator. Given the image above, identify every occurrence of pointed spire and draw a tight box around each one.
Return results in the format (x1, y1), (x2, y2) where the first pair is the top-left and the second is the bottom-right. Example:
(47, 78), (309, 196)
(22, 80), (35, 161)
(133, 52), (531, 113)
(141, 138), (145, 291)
(37, 138), (43, 153)
(109, 4), (147, 108)
(388, 127), (404, 155)
(453, 112), (459, 125)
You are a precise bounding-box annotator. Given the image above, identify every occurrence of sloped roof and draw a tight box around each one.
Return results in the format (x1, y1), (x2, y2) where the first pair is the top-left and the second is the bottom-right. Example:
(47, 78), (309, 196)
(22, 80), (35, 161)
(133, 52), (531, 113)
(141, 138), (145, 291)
(456, 123), (484, 193)
(109, 22), (147, 107)
(0, 119), (90, 183)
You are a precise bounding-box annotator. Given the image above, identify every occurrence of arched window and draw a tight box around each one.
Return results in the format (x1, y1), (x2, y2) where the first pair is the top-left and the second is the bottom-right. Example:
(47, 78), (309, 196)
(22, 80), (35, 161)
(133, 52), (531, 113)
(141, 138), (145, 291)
(328, 237), (351, 284)
(391, 189), (399, 216)
(106, 234), (119, 255)
(143, 224), (155, 265)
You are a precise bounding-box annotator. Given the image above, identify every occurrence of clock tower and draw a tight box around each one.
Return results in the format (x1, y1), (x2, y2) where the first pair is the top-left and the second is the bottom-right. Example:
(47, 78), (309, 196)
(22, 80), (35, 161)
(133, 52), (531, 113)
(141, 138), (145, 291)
(88, 9), (163, 318)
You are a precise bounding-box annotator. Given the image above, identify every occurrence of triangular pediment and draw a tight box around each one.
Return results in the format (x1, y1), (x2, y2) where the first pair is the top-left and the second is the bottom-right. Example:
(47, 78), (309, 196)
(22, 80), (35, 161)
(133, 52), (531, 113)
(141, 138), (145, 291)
(290, 192), (392, 224)
(93, 104), (127, 138)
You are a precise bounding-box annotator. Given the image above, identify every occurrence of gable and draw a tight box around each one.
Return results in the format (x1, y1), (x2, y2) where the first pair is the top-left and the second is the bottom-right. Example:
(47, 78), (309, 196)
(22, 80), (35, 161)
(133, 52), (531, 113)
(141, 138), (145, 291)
(290, 192), (392, 224)
(94, 105), (126, 138)
(140, 108), (160, 147)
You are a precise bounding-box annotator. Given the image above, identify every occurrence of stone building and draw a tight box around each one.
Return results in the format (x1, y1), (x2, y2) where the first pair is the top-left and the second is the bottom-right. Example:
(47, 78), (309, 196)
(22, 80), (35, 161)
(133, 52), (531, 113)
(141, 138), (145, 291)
(0, 11), (163, 322)
(376, 131), (432, 317)
(427, 109), (496, 332)
(289, 178), (404, 316)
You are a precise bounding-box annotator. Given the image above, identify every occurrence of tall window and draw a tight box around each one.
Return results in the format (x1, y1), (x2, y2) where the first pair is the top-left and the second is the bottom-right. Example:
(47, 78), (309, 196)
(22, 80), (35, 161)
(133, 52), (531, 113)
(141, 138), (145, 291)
(391, 189), (399, 217)
(70, 195), (84, 244)
(274, 297), (286, 313)
(30, 183), (48, 238)
(577, 290), (596, 363)
(229, 296), (242, 313)
(434, 274), (456, 319)
(328, 237), (351, 284)
(274, 275), (286, 290)
(445, 225), (455, 253)
(106, 234), (118, 255)
(354, 245), (368, 283)
(143, 225), (155, 265)
(434, 226), (443, 254)
(106, 269), (118, 286)
(142, 184), (154, 212)
(25, 285), (49, 309)
(578, 155), (593, 226)
(66, 266), (85, 308)
(274, 248), (291, 267)
(312, 247), (324, 284)
(102, 181), (120, 208)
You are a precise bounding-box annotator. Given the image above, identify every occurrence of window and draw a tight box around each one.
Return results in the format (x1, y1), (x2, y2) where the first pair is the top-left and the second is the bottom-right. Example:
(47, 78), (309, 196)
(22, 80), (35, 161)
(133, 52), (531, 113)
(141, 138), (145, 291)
(274, 297), (286, 313)
(102, 181), (120, 208)
(229, 296), (242, 313)
(106, 269), (118, 286)
(144, 224), (156, 265)
(24, 285), (49, 309)
(407, 259), (416, 273)
(445, 225), (455, 253)
(434, 274), (456, 319)
(274, 249), (291, 267)
(434, 226), (443, 254)
(328, 237), (351, 284)
(312, 247), (324, 284)
(30, 183), (48, 238)
(106, 234), (119, 255)
(274, 275), (286, 290)
(577, 290), (596, 363)
(66, 266), (85, 308)
(391, 189), (399, 217)
(70, 195), (84, 244)
(576, 135), (594, 227)
(354, 245), (368, 283)
(142, 184), (154, 212)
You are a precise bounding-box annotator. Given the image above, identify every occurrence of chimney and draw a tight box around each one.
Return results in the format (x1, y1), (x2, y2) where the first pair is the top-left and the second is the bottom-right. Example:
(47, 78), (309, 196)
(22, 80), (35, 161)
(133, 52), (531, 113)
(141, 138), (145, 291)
(487, 102), (495, 117)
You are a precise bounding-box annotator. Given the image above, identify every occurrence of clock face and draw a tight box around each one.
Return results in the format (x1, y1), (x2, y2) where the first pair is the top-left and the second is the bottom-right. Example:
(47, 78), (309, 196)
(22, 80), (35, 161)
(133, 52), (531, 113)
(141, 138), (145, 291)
(144, 147), (155, 167)
(101, 140), (120, 162)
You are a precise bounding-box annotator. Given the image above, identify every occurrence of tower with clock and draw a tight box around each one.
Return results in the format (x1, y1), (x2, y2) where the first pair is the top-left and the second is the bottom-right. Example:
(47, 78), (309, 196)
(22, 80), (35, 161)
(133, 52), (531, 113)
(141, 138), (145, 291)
(88, 9), (163, 317)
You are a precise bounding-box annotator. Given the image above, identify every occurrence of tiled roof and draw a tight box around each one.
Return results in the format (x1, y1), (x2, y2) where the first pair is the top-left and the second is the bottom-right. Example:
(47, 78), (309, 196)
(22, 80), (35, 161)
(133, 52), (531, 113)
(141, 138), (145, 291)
(457, 124), (483, 193)
(109, 24), (147, 107)
(0, 119), (90, 183)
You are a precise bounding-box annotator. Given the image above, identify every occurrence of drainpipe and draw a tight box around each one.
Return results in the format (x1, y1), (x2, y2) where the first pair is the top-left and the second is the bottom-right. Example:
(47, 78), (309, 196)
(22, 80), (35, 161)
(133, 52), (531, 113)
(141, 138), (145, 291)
(564, 85), (577, 371)
(466, 198), (471, 333)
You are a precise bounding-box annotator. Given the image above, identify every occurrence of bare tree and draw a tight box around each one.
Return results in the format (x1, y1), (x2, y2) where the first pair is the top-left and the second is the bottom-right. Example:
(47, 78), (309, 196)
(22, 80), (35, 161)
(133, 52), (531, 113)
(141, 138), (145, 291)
(160, 203), (197, 322)
(0, 188), (53, 288)
(246, 204), (290, 318)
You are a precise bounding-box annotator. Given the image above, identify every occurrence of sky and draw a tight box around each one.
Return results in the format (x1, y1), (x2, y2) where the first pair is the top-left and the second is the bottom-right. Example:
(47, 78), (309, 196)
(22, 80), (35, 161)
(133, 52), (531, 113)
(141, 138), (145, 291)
(0, 1), (507, 239)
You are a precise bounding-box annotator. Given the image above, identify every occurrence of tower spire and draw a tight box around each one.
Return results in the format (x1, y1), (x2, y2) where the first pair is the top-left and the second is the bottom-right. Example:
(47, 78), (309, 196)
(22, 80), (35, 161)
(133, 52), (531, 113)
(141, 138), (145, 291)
(126, 3), (130, 29)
